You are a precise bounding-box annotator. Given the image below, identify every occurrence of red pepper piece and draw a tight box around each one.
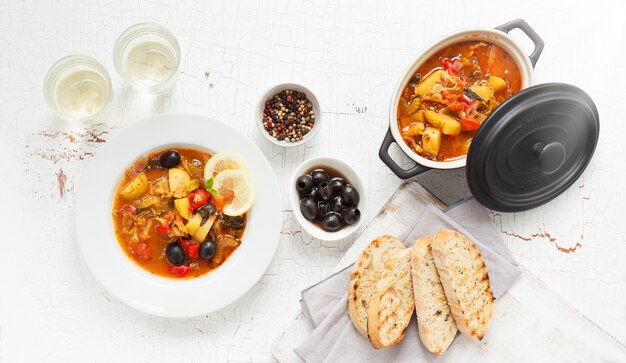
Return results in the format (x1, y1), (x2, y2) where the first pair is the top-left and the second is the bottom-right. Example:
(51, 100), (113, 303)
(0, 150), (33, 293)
(156, 224), (171, 235)
(169, 265), (191, 277)
(179, 239), (199, 260)
(442, 58), (457, 75)
(461, 117), (481, 131)
(188, 189), (211, 210)
(459, 94), (473, 104)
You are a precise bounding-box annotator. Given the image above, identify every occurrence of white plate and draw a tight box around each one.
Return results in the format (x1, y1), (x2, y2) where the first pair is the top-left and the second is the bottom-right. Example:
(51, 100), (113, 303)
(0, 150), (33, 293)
(76, 113), (281, 318)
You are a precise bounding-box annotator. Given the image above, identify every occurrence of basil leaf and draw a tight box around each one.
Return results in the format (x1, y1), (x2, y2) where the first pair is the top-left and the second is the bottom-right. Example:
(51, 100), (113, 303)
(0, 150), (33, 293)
(205, 177), (214, 190)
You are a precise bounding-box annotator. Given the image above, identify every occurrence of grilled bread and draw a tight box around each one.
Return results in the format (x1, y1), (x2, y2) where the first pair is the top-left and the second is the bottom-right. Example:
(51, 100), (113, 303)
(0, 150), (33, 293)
(367, 248), (415, 349)
(348, 235), (405, 337)
(431, 230), (494, 340)
(410, 237), (457, 354)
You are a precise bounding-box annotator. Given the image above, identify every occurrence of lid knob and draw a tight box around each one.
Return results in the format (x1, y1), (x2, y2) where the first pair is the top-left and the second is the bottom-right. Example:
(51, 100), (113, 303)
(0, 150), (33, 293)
(533, 142), (566, 174)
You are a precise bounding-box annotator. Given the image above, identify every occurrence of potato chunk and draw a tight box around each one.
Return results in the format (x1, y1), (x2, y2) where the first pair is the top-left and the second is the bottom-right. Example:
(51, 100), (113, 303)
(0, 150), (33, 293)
(399, 110), (425, 128)
(185, 213), (203, 235)
(168, 168), (191, 198)
(193, 215), (217, 242)
(184, 179), (200, 193)
(174, 197), (191, 220)
(415, 70), (444, 97)
(403, 122), (425, 138)
(470, 85), (494, 101)
(424, 110), (461, 135)
(488, 75), (507, 92)
(120, 173), (148, 200)
(421, 127), (442, 157)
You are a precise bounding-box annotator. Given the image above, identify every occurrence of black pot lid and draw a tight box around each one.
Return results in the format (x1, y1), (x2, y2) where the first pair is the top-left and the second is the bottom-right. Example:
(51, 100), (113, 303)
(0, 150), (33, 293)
(466, 83), (599, 212)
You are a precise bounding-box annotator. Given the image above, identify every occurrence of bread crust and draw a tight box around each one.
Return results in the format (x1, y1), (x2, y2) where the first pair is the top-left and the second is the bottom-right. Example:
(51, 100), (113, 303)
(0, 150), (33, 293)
(348, 235), (405, 337)
(431, 230), (494, 340)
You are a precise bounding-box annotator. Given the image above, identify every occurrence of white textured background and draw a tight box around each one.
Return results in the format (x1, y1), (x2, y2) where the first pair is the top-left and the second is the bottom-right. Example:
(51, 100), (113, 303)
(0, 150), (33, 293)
(0, 0), (625, 362)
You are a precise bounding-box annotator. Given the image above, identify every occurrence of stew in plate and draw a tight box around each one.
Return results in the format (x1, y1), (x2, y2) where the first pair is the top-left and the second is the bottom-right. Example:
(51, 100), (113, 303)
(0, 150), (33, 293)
(112, 148), (252, 279)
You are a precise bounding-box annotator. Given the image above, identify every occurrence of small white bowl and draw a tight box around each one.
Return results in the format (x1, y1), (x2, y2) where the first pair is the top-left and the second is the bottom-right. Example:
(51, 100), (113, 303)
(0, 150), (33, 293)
(290, 156), (366, 241)
(256, 83), (321, 147)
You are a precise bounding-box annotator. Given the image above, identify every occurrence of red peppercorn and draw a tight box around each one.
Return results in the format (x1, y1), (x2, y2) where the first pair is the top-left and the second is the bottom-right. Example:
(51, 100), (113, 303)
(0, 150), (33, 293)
(263, 89), (316, 143)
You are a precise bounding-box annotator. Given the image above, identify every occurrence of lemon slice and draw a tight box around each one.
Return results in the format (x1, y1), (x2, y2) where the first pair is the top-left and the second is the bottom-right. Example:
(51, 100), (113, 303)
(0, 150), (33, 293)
(204, 152), (246, 180)
(212, 169), (255, 216)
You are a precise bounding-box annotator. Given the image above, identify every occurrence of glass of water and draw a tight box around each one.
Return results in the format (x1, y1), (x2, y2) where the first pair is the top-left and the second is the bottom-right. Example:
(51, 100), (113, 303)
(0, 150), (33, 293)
(113, 23), (181, 94)
(43, 54), (112, 122)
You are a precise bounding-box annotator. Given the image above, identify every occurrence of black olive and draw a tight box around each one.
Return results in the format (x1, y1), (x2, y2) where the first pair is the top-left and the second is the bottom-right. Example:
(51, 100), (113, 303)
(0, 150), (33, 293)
(316, 182), (333, 202)
(296, 174), (314, 194)
(300, 197), (318, 220)
(311, 169), (329, 187)
(329, 177), (345, 196)
(341, 185), (360, 206)
(198, 202), (217, 220)
(316, 201), (330, 219)
(330, 196), (346, 213)
(320, 212), (343, 232)
(199, 240), (217, 260)
(166, 242), (185, 265)
(341, 207), (361, 225)
(304, 187), (318, 199)
(207, 203), (217, 215)
(160, 150), (181, 168)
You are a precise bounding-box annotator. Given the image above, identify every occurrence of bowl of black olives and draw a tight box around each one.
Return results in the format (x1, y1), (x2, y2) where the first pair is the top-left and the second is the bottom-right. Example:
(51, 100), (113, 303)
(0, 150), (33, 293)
(290, 156), (365, 241)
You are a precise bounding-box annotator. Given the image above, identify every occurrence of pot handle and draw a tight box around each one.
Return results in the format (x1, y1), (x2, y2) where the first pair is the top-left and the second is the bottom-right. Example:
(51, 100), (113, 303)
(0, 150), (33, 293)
(496, 19), (544, 67)
(379, 128), (430, 179)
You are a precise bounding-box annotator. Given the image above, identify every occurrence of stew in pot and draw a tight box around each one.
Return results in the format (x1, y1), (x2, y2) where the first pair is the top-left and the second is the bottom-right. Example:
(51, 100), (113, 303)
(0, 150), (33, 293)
(398, 40), (522, 161)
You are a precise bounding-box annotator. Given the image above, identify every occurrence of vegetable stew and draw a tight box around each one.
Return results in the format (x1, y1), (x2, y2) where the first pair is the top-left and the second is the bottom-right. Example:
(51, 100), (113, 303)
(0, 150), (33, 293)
(112, 148), (248, 279)
(397, 40), (522, 161)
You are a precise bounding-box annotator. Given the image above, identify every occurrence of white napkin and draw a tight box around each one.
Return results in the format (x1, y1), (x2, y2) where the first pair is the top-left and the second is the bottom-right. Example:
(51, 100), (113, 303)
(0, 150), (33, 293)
(295, 200), (521, 363)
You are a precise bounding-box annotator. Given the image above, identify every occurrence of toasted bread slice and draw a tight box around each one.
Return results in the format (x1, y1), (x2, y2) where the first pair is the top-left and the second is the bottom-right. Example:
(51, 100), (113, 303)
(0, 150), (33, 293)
(410, 237), (457, 354)
(431, 230), (494, 340)
(348, 235), (405, 338)
(367, 247), (415, 349)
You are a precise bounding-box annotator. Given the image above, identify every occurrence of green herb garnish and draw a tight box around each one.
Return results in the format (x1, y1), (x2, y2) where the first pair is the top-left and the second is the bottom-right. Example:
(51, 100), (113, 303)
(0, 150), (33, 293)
(205, 177), (218, 195)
